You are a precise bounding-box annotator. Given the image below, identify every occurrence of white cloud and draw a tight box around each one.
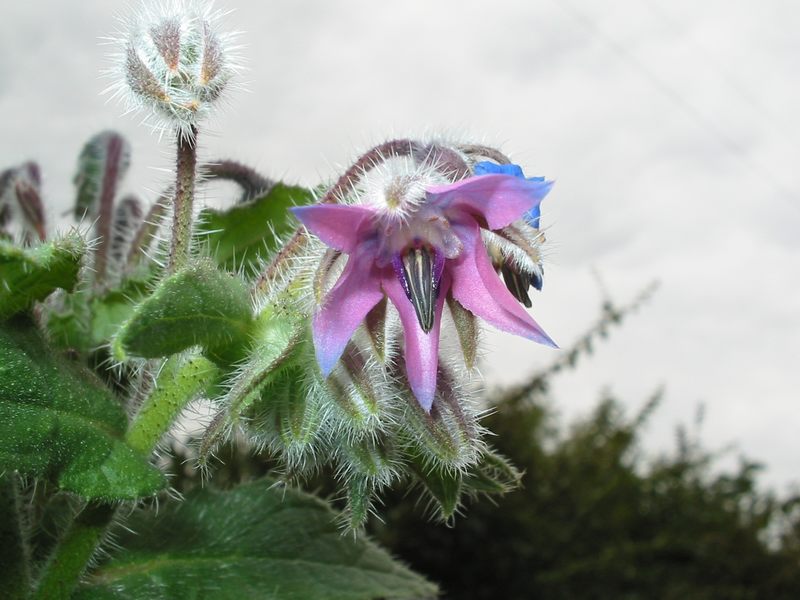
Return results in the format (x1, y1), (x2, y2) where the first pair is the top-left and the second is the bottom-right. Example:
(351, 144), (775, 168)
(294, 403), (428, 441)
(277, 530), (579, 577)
(1, 0), (798, 490)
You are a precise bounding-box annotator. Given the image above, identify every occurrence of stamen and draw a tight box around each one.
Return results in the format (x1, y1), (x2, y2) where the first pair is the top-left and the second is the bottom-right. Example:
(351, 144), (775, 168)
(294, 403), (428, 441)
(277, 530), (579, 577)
(501, 262), (532, 308)
(393, 246), (443, 333)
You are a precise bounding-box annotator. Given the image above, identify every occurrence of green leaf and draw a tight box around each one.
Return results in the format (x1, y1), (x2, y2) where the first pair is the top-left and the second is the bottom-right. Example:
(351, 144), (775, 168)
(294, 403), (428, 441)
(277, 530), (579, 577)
(198, 183), (313, 275)
(89, 277), (151, 347)
(0, 320), (165, 500)
(0, 233), (86, 319)
(76, 478), (437, 600)
(112, 260), (254, 364)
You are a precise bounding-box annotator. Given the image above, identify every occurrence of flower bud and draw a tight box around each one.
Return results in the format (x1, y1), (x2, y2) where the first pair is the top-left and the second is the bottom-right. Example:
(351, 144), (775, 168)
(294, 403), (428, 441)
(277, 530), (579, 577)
(0, 162), (46, 243)
(108, 0), (238, 138)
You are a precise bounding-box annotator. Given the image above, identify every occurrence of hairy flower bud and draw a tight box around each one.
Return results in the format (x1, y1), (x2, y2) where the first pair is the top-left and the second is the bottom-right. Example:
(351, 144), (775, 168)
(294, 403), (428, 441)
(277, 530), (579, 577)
(0, 162), (46, 243)
(107, 0), (238, 138)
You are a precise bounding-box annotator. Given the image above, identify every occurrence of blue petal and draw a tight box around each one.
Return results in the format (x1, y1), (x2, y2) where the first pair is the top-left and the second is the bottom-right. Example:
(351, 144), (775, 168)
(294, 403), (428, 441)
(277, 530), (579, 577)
(474, 161), (525, 178)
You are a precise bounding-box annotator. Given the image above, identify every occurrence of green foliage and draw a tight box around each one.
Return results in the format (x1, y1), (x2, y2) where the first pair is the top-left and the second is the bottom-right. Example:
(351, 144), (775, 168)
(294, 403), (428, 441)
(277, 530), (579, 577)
(410, 456), (462, 521)
(112, 259), (254, 364)
(75, 478), (437, 600)
(198, 183), (313, 275)
(374, 394), (800, 599)
(0, 233), (85, 319)
(0, 320), (165, 500)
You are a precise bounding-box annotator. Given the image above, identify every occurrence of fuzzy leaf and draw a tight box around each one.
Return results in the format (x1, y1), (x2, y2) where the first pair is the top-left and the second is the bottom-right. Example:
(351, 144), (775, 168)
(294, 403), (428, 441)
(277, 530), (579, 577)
(89, 277), (151, 347)
(76, 478), (437, 600)
(0, 321), (165, 500)
(0, 233), (86, 319)
(112, 260), (254, 364)
(198, 183), (314, 274)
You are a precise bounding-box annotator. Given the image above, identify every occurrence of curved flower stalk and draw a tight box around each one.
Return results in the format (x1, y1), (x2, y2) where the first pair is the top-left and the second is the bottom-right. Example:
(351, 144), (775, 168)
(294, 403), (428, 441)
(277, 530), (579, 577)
(292, 143), (556, 411)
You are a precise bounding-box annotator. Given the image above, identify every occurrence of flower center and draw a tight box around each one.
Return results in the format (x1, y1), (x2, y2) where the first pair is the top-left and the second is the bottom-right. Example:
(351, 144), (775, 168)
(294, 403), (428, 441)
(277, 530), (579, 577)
(392, 245), (445, 334)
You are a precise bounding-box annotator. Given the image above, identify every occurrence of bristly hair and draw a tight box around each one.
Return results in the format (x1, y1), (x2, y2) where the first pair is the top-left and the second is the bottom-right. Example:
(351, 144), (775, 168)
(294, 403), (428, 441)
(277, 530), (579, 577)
(103, 0), (243, 141)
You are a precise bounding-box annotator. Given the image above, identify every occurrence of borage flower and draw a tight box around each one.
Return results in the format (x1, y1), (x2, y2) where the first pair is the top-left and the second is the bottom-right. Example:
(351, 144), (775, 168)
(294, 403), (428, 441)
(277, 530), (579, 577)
(292, 171), (556, 412)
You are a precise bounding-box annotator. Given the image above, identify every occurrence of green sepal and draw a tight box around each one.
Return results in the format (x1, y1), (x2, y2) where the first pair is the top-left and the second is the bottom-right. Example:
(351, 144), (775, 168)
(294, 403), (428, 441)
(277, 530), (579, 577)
(246, 366), (323, 465)
(200, 307), (303, 461)
(410, 454), (463, 521)
(0, 320), (165, 500)
(0, 233), (86, 320)
(198, 183), (313, 275)
(112, 260), (254, 365)
(75, 478), (438, 600)
(463, 446), (523, 495)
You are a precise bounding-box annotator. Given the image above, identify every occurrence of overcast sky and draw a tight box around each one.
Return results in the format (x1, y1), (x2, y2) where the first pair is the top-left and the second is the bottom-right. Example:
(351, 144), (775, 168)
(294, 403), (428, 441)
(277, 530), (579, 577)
(1, 1), (798, 490)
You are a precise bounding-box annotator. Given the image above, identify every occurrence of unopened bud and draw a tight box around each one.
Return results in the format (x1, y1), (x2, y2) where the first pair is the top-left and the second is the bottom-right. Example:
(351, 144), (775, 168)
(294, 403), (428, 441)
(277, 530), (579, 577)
(108, 0), (239, 138)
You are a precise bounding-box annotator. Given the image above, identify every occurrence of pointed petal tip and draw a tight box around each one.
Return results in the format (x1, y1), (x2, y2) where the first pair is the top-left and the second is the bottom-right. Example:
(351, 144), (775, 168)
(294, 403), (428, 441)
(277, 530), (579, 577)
(537, 332), (559, 349)
(415, 388), (435, 414)
(316, 350), (337, 377)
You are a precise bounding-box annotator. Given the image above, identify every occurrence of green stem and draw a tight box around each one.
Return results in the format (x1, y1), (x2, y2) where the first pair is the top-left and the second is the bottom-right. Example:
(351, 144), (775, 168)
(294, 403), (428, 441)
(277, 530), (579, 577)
(32, 502), (115, 600)
(167, 127), (198, 274)
(126, 354), (219, 454)
(32, 354), (219, 598)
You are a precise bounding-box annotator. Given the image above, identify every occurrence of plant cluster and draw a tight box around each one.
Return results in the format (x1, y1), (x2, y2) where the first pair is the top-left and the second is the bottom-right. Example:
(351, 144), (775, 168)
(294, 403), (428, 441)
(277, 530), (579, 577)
(0, 1), (563, 598)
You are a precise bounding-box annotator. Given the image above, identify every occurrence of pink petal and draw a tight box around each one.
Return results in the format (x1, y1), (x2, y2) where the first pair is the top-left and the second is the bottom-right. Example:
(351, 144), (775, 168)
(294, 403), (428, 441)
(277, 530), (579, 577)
(290, 204), (374, 253)
(427, 174), (553, 230)
(313, 250), (384, 375)
(383, 273), (449, 412)
(450, 222), (556, 347)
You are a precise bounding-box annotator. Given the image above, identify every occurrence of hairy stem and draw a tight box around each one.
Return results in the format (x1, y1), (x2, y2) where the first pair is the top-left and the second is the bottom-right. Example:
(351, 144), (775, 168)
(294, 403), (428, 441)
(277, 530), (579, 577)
(126, 354), (219, 454)
(125, 192), (169, 274)
(460, 144), (512, 165)
(201, 160), (273, 202)
(32, 502), (115, 600)
(167, 127), (198, 274)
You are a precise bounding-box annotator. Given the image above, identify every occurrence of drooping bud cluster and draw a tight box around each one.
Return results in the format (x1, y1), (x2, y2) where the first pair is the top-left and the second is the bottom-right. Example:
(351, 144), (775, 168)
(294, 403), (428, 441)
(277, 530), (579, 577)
(0, 162), (46, 244)
(72, 131), (134, 285)
(206, 139), (554, 528)
(107, 0), (238, 139)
